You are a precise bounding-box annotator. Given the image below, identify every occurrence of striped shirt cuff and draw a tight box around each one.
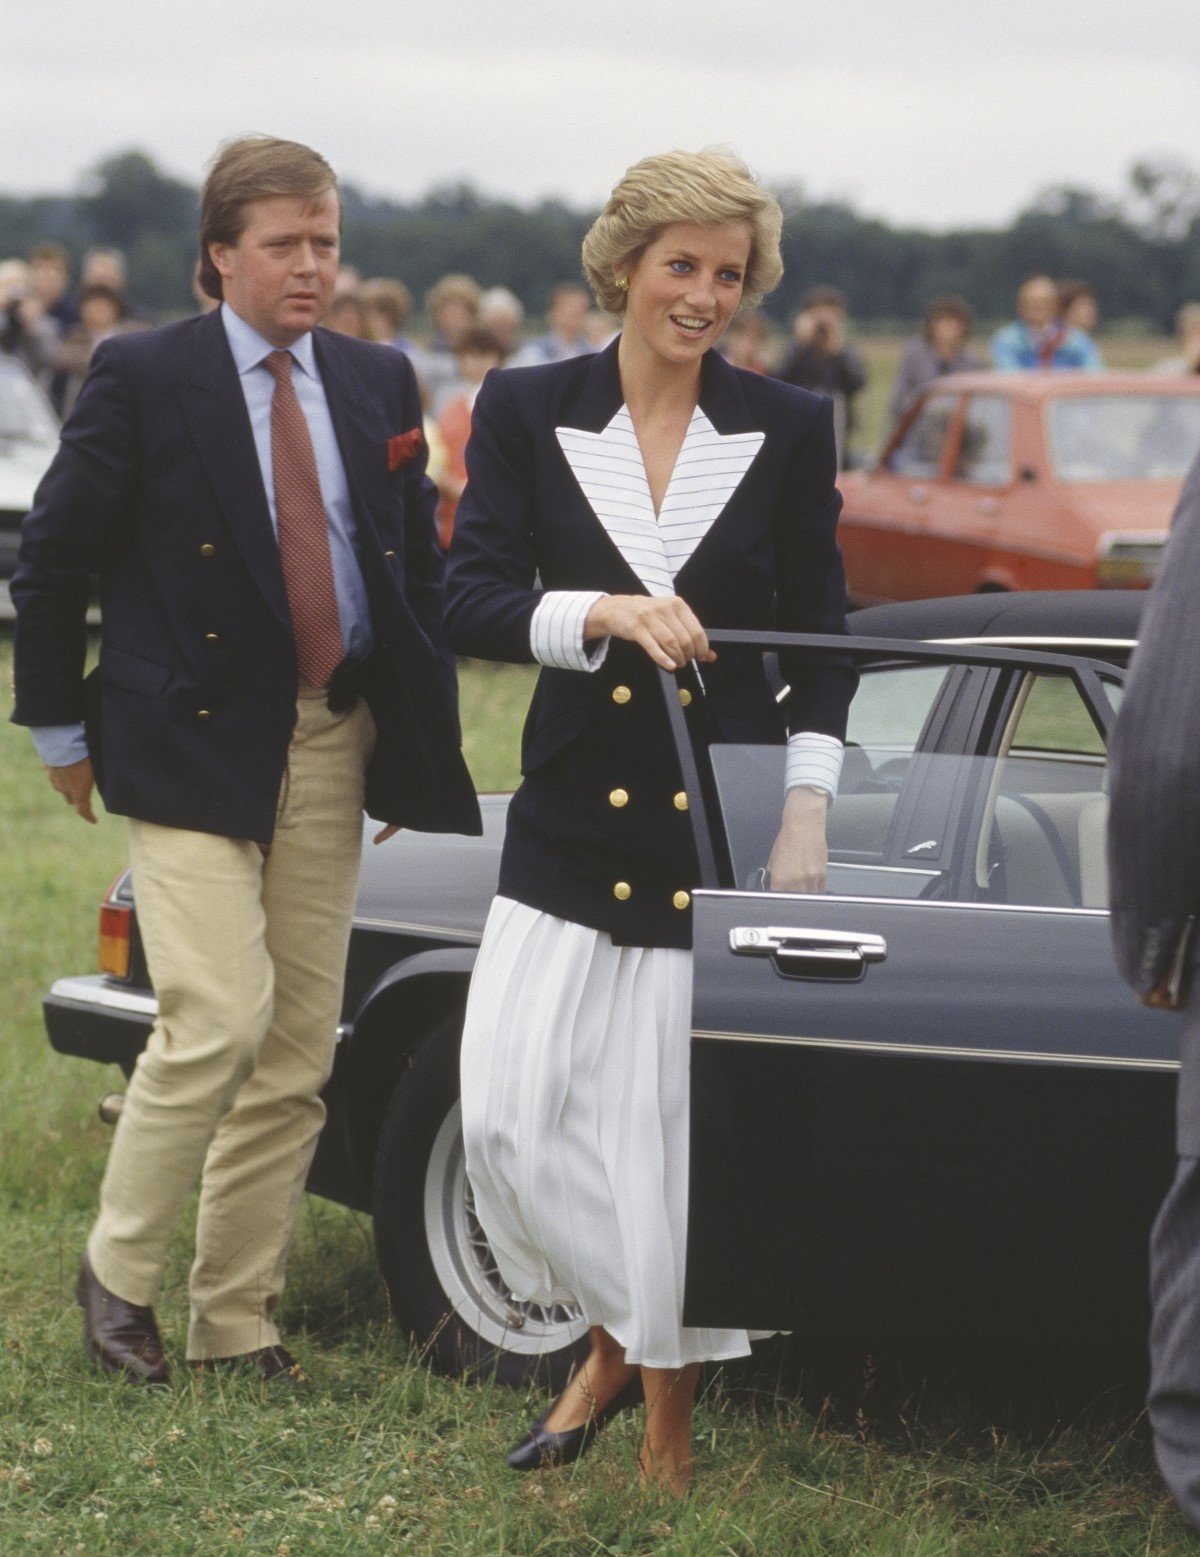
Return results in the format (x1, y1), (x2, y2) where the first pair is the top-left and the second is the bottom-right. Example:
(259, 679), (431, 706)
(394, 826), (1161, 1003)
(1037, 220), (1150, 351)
(31, 723), (90, 768)
(786, 731), (844, 799)
(529, 590), (610, 672)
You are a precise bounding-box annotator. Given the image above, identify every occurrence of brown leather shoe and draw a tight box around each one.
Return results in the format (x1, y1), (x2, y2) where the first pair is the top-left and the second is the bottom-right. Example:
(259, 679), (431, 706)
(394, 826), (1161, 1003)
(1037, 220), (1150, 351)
(75, 1254), (170, 1385)
(196, 1345), (309, 1384)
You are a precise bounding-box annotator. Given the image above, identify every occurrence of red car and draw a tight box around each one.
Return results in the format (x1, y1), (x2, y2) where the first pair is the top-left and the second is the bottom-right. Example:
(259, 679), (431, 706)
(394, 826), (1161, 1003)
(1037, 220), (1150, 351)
(837, 372), (1200, 603)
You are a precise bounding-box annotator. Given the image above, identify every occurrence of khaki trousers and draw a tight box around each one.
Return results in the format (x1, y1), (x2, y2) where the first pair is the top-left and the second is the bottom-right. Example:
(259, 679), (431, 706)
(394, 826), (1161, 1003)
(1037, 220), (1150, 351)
(87, 685), (375, 1359)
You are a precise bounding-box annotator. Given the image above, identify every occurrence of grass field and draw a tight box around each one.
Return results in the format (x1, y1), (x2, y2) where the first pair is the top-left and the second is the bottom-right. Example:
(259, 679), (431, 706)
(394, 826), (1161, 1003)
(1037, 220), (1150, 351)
(0, 339), (1193, 1552)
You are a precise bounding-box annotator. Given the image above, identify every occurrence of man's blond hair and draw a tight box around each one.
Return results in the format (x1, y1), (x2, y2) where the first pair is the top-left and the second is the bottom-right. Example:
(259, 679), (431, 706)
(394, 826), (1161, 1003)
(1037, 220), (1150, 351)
(198, 136), (338, 301)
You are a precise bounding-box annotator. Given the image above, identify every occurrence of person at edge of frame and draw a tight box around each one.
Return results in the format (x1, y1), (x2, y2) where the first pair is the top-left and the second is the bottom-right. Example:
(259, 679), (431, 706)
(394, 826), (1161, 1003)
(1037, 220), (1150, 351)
(10, 133), (480, 1388)
(1109, 447), (1200, 1531)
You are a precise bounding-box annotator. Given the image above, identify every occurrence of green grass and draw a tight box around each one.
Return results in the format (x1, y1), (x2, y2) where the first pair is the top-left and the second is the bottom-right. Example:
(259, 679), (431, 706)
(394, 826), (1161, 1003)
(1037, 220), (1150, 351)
(0, 595), (1191, 1547)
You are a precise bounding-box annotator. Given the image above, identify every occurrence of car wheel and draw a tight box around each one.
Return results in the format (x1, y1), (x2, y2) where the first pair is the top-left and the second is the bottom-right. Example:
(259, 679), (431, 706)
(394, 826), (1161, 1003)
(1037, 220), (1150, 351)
(371, 1011), (589, 1389)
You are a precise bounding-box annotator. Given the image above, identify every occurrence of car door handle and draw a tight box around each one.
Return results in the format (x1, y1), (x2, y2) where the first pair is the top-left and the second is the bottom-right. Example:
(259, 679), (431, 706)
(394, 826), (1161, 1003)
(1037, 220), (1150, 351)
(729, 926), (888, 982)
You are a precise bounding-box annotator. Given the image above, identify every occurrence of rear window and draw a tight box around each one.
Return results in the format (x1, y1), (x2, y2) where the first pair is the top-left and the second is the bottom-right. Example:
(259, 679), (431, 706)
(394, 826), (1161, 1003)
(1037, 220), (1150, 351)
(1048, 395), (1200, 482)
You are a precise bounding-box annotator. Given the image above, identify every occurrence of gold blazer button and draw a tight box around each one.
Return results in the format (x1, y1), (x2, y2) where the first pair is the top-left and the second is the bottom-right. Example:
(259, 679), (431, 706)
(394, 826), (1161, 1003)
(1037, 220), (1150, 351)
(200, 543), (215, 558)
(197, 708), (211, 720)
(678, 688), (692, 707)
(612, 685), (632, 704)
(384, 549), (396, 558)
(613, 881), (632, 901)
(609, 788), (629, 808)
(673, 890), (691, 910)
(673, 791), (688, 811)
(205, 632), (220, 643)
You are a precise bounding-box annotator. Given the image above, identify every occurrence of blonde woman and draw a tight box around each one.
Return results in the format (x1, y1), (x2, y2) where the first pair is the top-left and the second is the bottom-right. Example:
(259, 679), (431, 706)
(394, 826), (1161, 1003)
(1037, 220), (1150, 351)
(444, 149), (855, 1494)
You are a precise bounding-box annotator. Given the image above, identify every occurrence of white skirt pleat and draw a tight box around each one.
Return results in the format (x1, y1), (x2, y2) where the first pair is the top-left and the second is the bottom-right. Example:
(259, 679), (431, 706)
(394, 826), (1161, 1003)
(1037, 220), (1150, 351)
(459, 895), (769, 1369)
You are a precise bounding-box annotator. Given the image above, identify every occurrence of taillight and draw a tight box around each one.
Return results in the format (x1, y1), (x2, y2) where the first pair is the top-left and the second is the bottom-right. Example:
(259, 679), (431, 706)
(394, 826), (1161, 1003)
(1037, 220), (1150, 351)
(98, 902), (131, 979)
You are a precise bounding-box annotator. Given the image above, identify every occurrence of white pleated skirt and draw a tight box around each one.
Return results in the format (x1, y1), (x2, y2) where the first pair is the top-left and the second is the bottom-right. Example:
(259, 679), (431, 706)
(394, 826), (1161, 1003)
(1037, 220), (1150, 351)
(459, 895), (770, 1369)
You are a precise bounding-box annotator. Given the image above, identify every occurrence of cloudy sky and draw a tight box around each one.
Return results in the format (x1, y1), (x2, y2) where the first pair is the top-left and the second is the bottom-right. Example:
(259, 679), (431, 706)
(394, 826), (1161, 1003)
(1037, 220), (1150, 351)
(6, 0), (1200, 228)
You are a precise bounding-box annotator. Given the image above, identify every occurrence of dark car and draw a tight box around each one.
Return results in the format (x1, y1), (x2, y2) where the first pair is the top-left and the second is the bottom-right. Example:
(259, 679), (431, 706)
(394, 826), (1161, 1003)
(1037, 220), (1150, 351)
(45, 590), (1176, 1387)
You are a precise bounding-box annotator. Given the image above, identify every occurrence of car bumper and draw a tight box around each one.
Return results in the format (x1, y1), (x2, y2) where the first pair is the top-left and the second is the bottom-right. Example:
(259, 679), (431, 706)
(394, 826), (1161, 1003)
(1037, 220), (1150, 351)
(45, 975), (157, 1070)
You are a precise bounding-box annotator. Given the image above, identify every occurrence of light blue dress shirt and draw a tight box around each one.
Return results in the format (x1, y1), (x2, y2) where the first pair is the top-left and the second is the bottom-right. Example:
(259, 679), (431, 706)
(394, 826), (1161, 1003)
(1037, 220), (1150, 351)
(32, 304), (374, 768)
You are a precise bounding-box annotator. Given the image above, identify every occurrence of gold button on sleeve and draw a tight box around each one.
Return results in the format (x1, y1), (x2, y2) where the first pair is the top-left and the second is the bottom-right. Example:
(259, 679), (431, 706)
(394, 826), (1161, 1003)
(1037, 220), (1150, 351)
(612, 685), (632, 704)
(200, 543), (215, 558)
(678, 688), (692, 707)
(673, 890), (691, 910)
(384, 549), (396, 558)
(608, 788), (629, 808)
(673, 791), (688, 811)
(197, 708), (211, 720)
(205, 632), (220, 643)
(613, 881), (632, 901)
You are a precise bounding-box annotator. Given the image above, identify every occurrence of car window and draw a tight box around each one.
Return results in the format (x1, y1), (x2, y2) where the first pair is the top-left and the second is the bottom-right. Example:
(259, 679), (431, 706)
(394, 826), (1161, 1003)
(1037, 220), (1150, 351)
(955, 396), (1011, 486)
(713, 662), (951, 900)
(977, 673), (1113, 909)
(0, 359), (58, 441)
(888, 394), (957, 479)
(1048, 395), (1200, 482)
(706, 657), (1110, 912)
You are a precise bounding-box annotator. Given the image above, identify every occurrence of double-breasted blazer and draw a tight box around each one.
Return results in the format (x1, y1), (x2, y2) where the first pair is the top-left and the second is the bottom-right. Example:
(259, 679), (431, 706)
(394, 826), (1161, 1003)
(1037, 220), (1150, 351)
(444, 339), (856, 948)
(11, 307), (481, 843)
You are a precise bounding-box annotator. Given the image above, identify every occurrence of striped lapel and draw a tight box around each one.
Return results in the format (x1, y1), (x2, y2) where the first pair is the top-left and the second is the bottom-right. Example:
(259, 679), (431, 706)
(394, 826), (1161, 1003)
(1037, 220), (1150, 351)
(658, 408), (764, 576)
(556, 408), (674, 596)
(555, 403), (764, 594)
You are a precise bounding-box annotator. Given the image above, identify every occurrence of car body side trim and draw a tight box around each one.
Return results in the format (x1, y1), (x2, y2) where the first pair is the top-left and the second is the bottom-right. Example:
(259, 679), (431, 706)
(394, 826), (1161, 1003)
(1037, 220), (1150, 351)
(692, 1027), (1179, 1072)
(351, 915), (483, 943)
(694, 887), (1109, 918)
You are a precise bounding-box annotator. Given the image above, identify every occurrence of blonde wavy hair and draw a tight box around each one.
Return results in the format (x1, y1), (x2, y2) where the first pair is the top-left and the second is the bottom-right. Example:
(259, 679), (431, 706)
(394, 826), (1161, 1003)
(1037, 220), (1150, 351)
(582, 148), (784, 315)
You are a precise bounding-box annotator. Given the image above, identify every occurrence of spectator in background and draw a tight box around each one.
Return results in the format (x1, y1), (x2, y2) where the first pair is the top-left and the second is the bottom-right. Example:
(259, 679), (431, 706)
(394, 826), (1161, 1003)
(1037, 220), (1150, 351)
(775, 285), (867, 467)
(1060, 279), (1100, 339)
(991, 275), (1103, 371)
(411, 272), (482, 415)
(508, 281), (591, 366)
(888, 294), (985, 429)
(478, 286), (525, 359)
(434, 324), (506, 549)
(53, 282), (142, 417)
(0, 257), (60, 387)
(26, 242), (77, 412)
(1154, 303), (1200, 376)
(81, 248), (128, 296)
(360, 277), (415, 352)
(720, 309), (770, 373)
(0, 257), (27, 309)
(323, 290), (370, 338)
(27, 242), (76, 332)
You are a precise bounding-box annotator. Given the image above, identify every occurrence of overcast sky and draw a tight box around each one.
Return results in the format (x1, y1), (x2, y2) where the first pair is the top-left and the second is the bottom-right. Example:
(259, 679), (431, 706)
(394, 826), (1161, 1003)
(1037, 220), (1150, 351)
(6, 0), (1200, 229)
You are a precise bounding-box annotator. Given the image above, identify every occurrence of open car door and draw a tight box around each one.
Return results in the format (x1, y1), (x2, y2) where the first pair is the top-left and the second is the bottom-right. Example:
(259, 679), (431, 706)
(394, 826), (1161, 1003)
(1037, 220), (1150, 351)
(668, 631), (1178, 1350)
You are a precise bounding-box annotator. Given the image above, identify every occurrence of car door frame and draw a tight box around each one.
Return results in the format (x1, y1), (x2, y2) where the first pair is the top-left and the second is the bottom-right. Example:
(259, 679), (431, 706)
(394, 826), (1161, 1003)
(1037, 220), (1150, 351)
(658, 631), (1179, 1349)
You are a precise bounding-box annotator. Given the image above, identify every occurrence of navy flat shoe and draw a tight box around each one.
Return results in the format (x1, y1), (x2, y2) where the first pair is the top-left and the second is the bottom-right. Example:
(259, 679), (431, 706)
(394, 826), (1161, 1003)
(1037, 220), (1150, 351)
(506, 1378), (640, 1471)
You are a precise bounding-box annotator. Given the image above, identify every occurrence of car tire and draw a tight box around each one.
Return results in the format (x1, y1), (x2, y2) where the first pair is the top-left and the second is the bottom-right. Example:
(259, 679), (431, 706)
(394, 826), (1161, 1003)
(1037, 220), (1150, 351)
(371, 1011), (589, 1389)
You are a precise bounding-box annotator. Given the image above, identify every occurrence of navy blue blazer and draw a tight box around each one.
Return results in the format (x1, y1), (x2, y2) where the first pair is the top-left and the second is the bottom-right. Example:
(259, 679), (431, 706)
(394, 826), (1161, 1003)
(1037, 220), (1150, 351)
(444, 340), (855, 948)
(11, 307), (480, 843)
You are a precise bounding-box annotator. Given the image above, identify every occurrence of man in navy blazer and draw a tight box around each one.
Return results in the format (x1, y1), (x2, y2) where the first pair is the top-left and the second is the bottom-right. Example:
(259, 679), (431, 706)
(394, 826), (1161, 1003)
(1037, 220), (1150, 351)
(11, 136), (479, 1384)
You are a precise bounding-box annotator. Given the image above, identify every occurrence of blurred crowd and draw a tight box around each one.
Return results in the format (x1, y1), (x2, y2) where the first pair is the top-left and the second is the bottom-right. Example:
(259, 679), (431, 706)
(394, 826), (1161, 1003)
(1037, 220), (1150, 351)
(7, 239), (1200, 547)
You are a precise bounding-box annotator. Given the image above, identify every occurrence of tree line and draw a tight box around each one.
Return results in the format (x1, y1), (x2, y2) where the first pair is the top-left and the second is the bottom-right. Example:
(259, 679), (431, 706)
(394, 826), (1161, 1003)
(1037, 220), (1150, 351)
(3, 150), (1199, 329)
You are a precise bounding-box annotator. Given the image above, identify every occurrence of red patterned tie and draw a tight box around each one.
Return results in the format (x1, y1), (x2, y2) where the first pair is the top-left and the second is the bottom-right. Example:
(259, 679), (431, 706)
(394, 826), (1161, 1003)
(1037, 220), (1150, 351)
(263, 349), (345, 687)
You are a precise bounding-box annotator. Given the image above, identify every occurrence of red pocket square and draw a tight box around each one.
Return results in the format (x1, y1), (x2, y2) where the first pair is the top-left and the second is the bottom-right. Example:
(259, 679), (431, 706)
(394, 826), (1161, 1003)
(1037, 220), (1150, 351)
(388, 427), (424, 471)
